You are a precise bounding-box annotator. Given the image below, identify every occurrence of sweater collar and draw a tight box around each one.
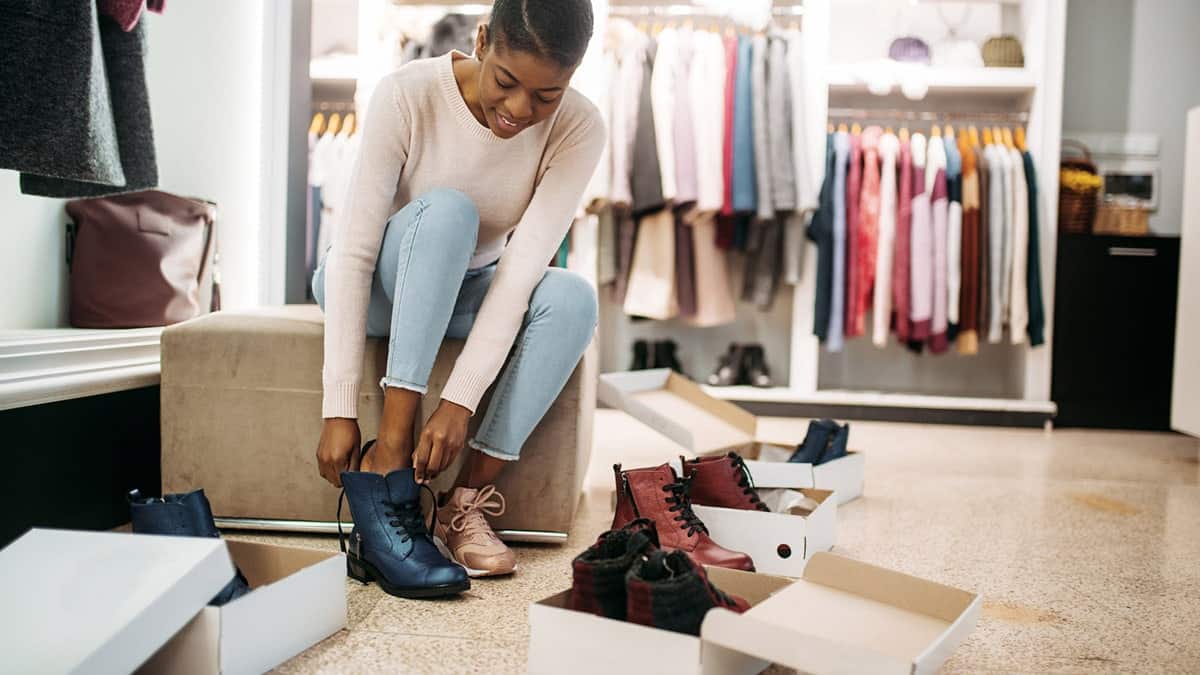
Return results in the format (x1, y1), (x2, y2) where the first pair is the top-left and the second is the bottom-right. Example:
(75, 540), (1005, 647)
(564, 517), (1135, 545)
(438, 50), (510, 145)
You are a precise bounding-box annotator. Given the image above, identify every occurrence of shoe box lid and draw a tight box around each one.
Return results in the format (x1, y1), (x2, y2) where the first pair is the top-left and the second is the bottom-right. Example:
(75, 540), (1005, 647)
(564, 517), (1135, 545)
(0, 529), (346, 675)
(599, 369), (864, 504)
(528, 552), (980, 675)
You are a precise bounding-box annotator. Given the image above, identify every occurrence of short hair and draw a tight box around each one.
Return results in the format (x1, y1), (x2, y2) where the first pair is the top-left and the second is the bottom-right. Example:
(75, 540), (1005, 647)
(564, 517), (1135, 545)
(488, 0), (594, 69)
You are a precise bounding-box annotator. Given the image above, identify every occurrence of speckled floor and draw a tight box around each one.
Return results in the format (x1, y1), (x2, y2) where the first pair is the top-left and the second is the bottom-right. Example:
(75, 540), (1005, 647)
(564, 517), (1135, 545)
(243, 411), (1200, 674)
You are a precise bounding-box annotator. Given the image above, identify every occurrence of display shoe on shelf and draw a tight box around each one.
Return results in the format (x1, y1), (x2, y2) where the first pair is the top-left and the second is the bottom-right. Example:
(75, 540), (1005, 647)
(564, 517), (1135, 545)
(625, 549), (751, 636)
(339, 441), (469, 598)
(433, 485), (517, 578)
(612, 463), (755, 571)
(570, 518), (660, 620)
(630, 339), (650, 371)
(653, 339), (687, 376)
(682, 452), (770, 512)
(706, 343), (744, 386)
(742, 343), (774, 388)
(128, 488), (252, 606)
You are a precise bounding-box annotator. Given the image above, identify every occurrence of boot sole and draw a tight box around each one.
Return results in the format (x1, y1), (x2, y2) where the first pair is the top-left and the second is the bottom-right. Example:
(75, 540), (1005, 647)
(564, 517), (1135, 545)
(346, 555), (470, 599)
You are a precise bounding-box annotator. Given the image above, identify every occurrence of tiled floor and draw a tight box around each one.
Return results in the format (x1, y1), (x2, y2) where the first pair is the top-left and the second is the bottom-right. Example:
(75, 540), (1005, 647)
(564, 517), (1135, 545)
(246, 411), (1200, 674)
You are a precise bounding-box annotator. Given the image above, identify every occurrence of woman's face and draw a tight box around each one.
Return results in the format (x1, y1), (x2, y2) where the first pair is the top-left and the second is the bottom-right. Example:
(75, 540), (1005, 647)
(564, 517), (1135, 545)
(474, 26), (576, 139)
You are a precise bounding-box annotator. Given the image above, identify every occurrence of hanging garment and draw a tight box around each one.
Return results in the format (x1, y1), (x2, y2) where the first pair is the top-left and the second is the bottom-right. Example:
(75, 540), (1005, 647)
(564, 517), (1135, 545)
(611, 205), (637, 304)
(927, 136), (949, 352)
(721, 33), (739, 217)
(975, 142), (990, 340)
(810, 134), (836, 343)
(944, 134), (963, 339)
(693, 31), (726, 213)
(582, 50), (616, 209)
(873, 132), (900, 347)
(786, 29), (818, 213)
(844, 131), (863, 336)
(893, 138), (914, 343)
(750, 35), (774, 221)
(673, 29), (700, 205)
(849, 126), (882, 338)
(1008, 146), (1029, 344)
(784, 209), (807, 286)
(650, 27), (678, 202)
(687, 210), (738, 327)
(999, 144), (1016, 336)
(957, 137), (981, 355)
(986, 143), (1008, 343)
(567, 214), (598, 284)
(767, 34), (797, 212)
(608, 22), (645, 206)
(1023, 151), (1046, 346)
(99, 0), (165, 31)
(624, 209), (678, 319)
(745, 217), (784, 310)
(4, 4), (159, 197)
(909, 133), (932, 342)
(731, 36), (757, 214)
(632, 39), (666, 216)
(827, 131), (851, 351)
(597, 205), (618, 286)
(674, 206), (698, 318)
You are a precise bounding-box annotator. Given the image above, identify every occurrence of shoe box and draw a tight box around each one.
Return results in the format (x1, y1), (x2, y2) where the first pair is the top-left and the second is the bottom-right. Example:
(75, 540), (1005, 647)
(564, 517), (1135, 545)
(599, 369), (865, 504)
(0, 529), (346, 674)
(528, 551), (981, 675)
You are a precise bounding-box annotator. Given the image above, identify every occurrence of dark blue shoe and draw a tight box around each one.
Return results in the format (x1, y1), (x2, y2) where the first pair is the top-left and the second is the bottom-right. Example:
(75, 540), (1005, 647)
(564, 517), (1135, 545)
(789, 419), (839, 464)
(128, 488), (252, 606)
(338, 451), (469, 599)
(818, 421), (850, 464)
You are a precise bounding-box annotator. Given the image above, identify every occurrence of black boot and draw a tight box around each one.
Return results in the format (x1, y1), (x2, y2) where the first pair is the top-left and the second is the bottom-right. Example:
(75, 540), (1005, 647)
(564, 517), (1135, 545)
(654, 340), (686, 376)
(128, 488), (252, 606)
(742, 344), (773, 388)
(630, 339), (649, 370)
(707, 344), (743, 386)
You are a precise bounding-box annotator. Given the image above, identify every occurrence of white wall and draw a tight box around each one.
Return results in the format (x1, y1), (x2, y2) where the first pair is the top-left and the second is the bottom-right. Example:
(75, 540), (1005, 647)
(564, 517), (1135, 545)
(0, 175), (69, 329)
(1062, 0), (1132, 133)
(1127, 0), (1200, 235)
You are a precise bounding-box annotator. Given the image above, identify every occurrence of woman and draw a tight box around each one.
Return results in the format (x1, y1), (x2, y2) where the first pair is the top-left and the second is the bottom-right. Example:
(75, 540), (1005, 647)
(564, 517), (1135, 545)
(312, 0), (603, 599)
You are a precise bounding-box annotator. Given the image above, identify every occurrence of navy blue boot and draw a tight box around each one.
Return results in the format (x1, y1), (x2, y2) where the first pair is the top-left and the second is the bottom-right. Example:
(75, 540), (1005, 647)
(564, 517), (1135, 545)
(818, 421), (850, 464)
(339, 460), (469, 599)
(128, 488), (252, 606)
(789, 420), (837, 464)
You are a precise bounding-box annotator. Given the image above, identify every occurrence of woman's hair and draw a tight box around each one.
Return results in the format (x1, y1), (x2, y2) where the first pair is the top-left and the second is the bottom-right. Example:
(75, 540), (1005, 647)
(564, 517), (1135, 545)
(488, 0), (594, 69)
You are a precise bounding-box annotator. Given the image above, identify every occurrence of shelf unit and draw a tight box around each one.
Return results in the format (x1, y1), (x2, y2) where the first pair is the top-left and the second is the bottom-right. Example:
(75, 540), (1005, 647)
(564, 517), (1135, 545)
(825, 64), (1037, 96)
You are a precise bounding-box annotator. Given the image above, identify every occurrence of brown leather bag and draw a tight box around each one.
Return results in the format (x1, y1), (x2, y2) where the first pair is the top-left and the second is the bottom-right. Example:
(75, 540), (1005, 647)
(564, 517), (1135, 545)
(65, 190), (221, 328)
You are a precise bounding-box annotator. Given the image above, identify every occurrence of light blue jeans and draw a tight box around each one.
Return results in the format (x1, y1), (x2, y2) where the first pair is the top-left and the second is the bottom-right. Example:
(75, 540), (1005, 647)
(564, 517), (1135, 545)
(313, 188), (598, 461)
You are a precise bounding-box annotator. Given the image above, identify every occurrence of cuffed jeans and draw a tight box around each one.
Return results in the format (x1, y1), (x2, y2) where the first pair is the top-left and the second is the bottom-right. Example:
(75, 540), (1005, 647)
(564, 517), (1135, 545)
(313, 188), (598, 461)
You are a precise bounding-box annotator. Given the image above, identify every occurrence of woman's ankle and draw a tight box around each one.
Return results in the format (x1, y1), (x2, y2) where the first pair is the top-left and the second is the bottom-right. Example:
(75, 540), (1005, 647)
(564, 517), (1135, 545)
(364, 434), (414, 475)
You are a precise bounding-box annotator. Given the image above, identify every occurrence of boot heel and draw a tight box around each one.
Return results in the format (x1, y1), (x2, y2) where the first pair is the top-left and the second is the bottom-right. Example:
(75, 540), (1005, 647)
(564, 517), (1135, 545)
(347, 556), (372, 585)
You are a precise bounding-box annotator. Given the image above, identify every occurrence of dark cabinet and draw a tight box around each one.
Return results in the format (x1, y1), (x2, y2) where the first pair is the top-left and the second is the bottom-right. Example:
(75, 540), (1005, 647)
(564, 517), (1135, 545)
(1052, 234), (1180, 430)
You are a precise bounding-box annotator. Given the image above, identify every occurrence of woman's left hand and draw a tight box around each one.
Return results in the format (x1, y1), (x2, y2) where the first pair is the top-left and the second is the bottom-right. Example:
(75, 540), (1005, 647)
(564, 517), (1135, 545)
(413, 400), (472, 483)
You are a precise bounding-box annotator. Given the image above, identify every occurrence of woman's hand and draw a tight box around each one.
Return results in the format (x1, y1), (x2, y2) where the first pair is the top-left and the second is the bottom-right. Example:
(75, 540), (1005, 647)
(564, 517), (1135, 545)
(316, 418), (362, 487)
(413, 400), (471, 483)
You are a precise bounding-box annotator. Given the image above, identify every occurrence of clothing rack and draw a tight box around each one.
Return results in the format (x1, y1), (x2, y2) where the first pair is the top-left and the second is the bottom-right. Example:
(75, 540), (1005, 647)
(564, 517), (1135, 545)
(314, 101), (357, 112)
(827, 107), (1030, 123)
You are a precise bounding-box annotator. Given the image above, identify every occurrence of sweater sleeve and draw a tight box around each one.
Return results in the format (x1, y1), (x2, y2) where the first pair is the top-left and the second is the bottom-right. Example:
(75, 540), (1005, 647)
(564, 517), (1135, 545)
(320, 74), (410, 419)
(439, 106), (606, 413)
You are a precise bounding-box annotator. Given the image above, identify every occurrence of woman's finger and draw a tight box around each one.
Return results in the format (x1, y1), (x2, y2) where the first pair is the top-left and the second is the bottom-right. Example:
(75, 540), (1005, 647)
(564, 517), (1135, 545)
(413, 434), (431, 483)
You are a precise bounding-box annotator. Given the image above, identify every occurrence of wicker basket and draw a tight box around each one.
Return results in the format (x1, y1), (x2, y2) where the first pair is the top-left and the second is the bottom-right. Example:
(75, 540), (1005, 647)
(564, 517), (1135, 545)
(982, 35), (1024, 67)
(1059, 141), (1100, 234)
(1093, 198), (1151, 236)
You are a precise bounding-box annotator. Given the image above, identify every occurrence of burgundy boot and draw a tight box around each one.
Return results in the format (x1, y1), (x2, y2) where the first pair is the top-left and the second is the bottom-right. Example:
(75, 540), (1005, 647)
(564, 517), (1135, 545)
(626, 549), (750, 636)
(612, 463), (755, 571)
(682, 453), (770, 512)
(570, 518), (659, 620)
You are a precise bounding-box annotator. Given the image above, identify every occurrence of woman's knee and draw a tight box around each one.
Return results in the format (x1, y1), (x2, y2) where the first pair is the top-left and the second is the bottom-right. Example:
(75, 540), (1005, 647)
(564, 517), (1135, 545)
(530, 270), (599, 336)
(391, 188), (480, 254)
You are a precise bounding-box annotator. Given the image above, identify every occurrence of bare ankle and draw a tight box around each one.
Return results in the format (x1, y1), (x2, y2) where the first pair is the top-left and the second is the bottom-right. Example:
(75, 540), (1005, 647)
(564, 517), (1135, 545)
(364, 434), (413, 475)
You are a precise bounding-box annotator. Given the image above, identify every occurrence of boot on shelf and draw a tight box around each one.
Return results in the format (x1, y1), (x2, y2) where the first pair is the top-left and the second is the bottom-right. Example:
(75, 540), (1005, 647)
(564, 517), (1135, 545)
(741, 343), (773, 388)
(630, 339), (649, 371)
(706, 343), (744, 386)
(653, 339), (686, 376)
(612, 463), (755, 571)
(682, 453), (770, 512)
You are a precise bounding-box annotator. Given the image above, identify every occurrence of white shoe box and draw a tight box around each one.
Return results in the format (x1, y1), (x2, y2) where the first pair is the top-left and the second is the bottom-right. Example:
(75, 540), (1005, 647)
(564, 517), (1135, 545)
(599, 370), (865, 504)
(0, 529), (345, 675)
(527, 552), (981, 675)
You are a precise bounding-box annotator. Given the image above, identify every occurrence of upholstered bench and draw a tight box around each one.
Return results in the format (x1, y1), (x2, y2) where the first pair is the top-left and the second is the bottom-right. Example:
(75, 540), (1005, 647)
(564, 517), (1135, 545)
(160, 305), (594, 543)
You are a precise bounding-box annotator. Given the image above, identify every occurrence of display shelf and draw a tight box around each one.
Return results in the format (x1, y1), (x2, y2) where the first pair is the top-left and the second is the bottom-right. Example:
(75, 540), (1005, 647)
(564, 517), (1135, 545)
(703, 385), (1058, 414)
(310, 54), (360, 82)
(826, 64), (1037, 96)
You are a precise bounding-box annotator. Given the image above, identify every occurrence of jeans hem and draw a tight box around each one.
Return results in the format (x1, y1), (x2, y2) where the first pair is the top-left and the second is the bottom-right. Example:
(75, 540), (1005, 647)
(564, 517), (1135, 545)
(469, 438), (519, 462)
(379, 377), (428, 395)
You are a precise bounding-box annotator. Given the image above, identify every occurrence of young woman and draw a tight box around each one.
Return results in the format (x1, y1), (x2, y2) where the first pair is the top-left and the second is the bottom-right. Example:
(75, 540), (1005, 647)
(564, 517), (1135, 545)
(311, 0), (603, 598)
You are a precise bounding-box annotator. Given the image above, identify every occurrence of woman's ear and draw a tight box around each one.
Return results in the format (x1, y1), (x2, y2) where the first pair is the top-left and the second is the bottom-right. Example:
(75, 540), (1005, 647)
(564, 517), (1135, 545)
(475, 23), (490, 58)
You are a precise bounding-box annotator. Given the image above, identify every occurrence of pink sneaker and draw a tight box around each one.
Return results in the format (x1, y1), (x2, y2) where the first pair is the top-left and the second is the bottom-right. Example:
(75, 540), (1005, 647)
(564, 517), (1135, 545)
(434, 486), (517, 578)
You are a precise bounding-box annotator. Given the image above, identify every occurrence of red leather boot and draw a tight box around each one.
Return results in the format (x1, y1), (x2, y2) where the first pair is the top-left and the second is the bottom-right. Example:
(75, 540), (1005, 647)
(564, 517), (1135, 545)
(612, 463), (755, 571)
(682, 453), (770, 512)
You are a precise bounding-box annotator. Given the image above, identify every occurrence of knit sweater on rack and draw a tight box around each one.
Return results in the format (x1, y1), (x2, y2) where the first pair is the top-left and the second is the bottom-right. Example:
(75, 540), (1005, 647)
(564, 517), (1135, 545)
(319, 51), (604, 418)
(909, 133), (931, 341)
(873, 131), (900, 347)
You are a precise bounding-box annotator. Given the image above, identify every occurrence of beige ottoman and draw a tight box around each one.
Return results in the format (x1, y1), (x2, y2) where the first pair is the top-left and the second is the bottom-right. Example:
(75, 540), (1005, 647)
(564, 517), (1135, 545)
(160, 305), (595, 543)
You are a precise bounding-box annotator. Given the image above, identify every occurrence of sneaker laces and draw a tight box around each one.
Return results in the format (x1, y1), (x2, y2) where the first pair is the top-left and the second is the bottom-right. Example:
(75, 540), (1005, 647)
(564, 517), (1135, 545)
(447, 485), (507, 545)
(728, 453), (770, 512)
(661, 476), (708, 537)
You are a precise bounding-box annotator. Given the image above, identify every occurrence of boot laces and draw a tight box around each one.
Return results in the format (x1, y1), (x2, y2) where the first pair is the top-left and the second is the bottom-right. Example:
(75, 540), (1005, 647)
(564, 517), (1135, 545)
(729, 453), (769, 512)
(661, 476), (708, 537)
(383, 484), (437, 544)
(448, 485), (507, 545)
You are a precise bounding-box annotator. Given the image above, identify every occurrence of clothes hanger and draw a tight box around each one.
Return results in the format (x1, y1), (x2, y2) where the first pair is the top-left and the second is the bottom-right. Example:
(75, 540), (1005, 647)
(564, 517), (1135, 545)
(326, 112), (342, 137)
(827, 123), (835, 134)
(944, 124), (954, 139)
(982, 127), (994, 146)
(341, 112), (356, 136)
(1002, 127), (1016, 150)
(992, 126), (1005, 146)
(1015, 126), (1027, 152)
(851, 123), (862, 135)
(309, 112), (325, 136)
(885, 126), (894, 135)
(931, 124), (941, 138)
(899, 127), (910, 143)
(837, 123), (849, 133)
(969, 125), (981, 147)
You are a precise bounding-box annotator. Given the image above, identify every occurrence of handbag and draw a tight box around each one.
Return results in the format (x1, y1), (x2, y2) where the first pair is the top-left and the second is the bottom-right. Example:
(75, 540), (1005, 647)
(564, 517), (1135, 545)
(65, 190), (221, 328)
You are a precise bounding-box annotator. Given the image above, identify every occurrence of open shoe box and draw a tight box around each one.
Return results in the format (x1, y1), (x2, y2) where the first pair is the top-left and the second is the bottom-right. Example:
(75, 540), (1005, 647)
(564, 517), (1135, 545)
(0, 529), (345, 675)
(667, 458), (837, 577)
(527, 551), (981, 675)
(599, 369), (865, 504)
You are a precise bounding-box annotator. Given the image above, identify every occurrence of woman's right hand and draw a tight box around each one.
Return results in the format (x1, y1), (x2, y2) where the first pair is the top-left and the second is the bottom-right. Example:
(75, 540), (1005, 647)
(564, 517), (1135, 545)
(316, 418), (362, 487)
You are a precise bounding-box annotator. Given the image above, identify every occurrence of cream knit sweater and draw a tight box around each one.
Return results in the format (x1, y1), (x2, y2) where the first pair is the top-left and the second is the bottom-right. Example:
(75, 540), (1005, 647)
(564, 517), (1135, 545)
(320, 51), (605, 418)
